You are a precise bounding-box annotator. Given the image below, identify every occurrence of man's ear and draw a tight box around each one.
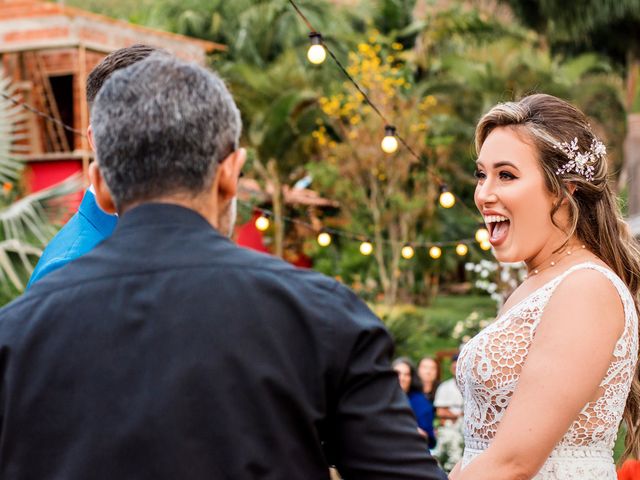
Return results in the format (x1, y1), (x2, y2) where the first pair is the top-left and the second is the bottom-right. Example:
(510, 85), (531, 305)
(87, 124), (96, 152)
(88, 162), (117, 214)
(217, 148), (247, 200)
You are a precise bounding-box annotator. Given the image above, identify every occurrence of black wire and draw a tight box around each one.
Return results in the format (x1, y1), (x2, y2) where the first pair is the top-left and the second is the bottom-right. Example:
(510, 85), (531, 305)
(0, 91), (87, 138)
(241, 201), (475, 249)
(288, 0), (480, 220)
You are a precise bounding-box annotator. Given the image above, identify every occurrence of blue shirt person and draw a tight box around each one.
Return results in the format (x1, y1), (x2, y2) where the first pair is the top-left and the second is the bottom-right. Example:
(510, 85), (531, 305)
(27, 189), (116, 288)
(26, 45), (164, 288)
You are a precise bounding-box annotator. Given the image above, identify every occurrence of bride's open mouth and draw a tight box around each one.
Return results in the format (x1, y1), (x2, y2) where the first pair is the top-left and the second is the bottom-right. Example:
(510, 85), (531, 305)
(485, 215), (510, 246)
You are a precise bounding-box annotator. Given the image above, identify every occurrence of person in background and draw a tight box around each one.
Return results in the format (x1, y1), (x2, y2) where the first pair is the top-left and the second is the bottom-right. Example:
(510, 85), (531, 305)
(26, 44), (165, 288)
(418, 356), (441, 404)
(431, 354), (464, 472)
(393, 357), (437, 449)
(433, 355), (463, 425)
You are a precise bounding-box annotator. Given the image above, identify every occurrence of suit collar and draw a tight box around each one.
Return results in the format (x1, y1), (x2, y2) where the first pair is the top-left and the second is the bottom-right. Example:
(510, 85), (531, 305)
(116, 202), (228, 240)
(78, 190), (118, 237)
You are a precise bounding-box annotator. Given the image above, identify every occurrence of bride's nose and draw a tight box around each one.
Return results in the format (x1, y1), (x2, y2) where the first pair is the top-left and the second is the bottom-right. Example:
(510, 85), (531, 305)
(475, 180), (499, 208)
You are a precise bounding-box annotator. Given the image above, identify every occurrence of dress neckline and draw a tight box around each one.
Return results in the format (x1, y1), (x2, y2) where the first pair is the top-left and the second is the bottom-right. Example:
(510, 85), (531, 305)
(495, 261), (606, 323)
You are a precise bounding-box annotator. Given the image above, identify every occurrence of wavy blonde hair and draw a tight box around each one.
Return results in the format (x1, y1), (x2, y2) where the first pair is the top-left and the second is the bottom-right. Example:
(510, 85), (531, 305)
(475, 93), (640, 460)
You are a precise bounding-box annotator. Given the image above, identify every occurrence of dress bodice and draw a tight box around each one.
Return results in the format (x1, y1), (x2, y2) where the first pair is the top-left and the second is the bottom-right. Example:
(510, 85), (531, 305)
(457, 263), (638, 479)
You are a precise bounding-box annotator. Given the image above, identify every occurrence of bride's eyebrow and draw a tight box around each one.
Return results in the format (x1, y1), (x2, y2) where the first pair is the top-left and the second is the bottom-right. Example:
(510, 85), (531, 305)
(494, 161), (519, 171)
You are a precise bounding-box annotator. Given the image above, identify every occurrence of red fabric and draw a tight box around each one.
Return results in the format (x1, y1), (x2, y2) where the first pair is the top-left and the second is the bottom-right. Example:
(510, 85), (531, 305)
(618, 460), (640, 480)
(235, 213), (269, 253)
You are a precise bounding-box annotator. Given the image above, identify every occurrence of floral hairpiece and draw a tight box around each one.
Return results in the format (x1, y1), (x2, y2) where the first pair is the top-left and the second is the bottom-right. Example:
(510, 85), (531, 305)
(554, 137), (606, 182)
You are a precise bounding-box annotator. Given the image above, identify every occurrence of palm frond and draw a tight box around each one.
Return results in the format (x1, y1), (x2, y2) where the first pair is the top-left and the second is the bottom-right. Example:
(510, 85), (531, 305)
(0, 239), (42, 291)
(0, 173), (83, 247)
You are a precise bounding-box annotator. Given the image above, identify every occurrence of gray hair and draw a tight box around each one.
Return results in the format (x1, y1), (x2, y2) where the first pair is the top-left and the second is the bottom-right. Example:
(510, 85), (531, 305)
(90, 55), (242, 209)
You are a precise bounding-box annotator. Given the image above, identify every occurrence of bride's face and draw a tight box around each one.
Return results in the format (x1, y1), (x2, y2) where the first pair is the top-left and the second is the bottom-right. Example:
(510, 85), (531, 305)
(474, 127), (566, 265)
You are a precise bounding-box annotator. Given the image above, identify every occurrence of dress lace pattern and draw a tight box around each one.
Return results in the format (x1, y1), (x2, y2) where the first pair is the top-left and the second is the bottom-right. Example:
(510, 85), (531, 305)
(457, 263), (638, 479)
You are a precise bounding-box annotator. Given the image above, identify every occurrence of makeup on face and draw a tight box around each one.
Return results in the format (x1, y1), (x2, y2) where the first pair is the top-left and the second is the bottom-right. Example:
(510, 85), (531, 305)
(474, 127), (561, 266)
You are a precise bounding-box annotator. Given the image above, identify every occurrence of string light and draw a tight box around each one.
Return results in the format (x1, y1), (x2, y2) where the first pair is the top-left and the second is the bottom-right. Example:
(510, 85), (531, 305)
(475, 227), (490, 243)
(242, 203), (498, 261)
(455, 243), (469, 256)
(439, 185), (456, 209)
(401, 244), (415, 259)
(380, 125), (399, 154)
(5, 31), (494, 264)
(359, 240), (373, 256)
(255, 214), (270, 231)
(317, 231), (332, 247)
(307, 33), (327, 65)
(289, 0), (488, 225)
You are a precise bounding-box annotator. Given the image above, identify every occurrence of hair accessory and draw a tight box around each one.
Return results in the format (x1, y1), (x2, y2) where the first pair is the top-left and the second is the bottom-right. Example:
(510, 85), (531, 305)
(554, 137), (606, 182)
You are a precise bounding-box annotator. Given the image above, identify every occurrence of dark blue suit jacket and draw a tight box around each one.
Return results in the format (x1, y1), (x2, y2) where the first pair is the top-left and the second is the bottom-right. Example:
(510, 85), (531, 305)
(0, 204), (446, 480)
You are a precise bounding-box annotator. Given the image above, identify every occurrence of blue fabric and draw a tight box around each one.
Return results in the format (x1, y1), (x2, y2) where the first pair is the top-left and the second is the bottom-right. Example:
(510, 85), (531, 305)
(408, 391), (437, 449)
(27, 190), (117, 289)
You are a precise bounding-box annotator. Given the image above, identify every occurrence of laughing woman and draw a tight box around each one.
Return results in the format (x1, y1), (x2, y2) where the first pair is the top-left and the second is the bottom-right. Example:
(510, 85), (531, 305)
(449, 94), (640, 480)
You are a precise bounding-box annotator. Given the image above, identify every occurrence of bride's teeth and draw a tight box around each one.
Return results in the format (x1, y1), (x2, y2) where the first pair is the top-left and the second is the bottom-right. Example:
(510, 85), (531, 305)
(484, 215), (508, 224)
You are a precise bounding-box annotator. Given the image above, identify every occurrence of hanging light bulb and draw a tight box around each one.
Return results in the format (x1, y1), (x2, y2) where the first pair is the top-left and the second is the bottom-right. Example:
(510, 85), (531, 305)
(401, 244), (415, 259)
(455, 243), (469, 256)
(475, 227), (490, 243)
(429, 246), (442, 259)
(317, 231), (332, 247)
(307, 32), (327, 65)
(359, 240), (373, 256)
(380, 125), (399, 154)
(255, 214), (270, 232)
(439, 185), (456, 209)
(480, 240), (492, 251)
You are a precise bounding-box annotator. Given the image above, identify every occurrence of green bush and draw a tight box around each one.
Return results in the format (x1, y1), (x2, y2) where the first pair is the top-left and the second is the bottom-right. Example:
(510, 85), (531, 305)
(372, 294), (496, 361)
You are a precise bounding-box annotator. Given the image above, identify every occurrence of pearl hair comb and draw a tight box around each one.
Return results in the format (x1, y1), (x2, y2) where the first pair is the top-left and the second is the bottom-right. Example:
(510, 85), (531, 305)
(554, 137), (606, 182)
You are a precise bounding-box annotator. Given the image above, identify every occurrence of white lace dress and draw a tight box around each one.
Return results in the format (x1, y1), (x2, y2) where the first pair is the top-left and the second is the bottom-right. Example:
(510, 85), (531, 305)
(457, 263), (638, 479)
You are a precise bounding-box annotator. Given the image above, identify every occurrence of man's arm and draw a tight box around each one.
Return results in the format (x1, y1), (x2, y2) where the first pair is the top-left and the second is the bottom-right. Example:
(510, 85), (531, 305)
(326, 286), (446, 480)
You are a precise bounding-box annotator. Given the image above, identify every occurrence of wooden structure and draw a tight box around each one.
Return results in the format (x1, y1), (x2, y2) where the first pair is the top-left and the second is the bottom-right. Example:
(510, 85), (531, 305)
(0, 0), (224, 196)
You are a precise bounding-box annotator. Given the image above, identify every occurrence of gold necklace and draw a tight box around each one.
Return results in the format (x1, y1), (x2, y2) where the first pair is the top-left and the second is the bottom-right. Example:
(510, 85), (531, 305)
(525, 244), (586, 279)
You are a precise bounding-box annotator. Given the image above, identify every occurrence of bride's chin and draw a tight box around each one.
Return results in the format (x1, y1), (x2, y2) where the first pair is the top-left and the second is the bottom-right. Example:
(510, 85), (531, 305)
(492, 249), (520, 264)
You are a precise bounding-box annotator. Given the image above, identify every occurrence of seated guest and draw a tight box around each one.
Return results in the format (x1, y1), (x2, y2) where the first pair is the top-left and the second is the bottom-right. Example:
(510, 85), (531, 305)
(418, 356), (441, 404)
(434, 354), (463, 426)
(393, 357), (437, 449)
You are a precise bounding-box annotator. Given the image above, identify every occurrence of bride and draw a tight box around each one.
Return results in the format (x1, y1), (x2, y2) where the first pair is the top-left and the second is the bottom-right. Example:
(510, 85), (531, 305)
(449, 94), (640, 479)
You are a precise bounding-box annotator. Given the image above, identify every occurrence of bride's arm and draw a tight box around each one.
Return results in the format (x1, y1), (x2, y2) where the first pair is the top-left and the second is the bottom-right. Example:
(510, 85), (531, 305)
(456, 269), (625, 480)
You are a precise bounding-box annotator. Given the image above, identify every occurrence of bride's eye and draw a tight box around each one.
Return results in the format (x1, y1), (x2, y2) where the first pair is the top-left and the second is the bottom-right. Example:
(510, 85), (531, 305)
(499, 171), (516, 180)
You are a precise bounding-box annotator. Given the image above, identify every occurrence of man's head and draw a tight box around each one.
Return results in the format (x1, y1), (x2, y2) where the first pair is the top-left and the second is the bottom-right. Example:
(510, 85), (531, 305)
(89, 56), (244, 235)
(87, 44), (164, 107)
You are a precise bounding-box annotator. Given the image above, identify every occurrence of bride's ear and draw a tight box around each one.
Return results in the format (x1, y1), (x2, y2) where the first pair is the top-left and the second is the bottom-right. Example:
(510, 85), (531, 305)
(558, 182), (577, 205)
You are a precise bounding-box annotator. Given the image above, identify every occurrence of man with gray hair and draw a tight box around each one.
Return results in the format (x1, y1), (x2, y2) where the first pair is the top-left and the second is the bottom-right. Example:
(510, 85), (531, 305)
(0, 56), (446, 480)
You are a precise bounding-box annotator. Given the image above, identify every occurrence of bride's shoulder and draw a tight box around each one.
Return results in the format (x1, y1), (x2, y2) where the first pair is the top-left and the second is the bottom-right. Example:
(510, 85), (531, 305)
(544, 261), (627, 336)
